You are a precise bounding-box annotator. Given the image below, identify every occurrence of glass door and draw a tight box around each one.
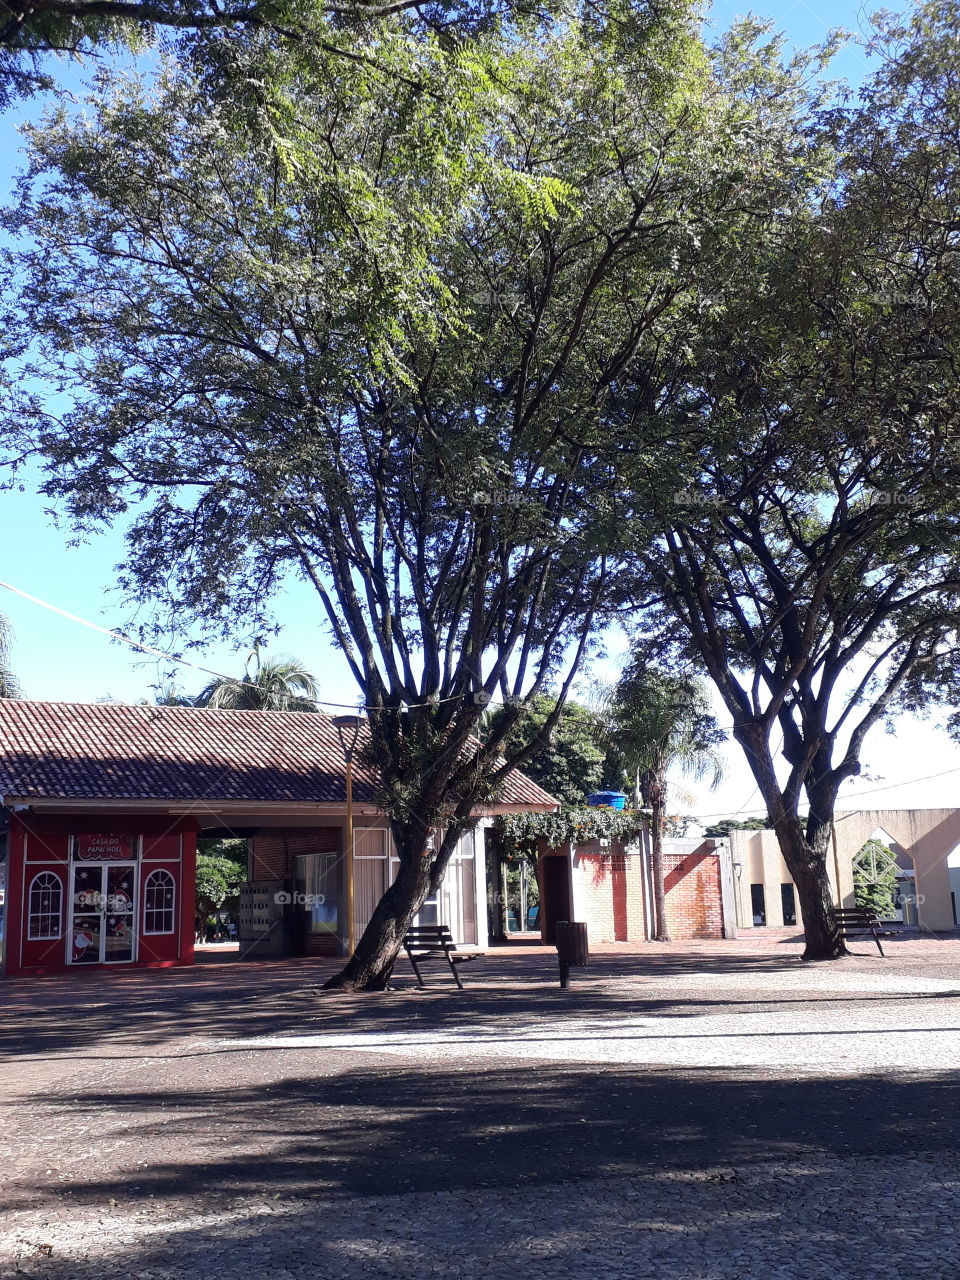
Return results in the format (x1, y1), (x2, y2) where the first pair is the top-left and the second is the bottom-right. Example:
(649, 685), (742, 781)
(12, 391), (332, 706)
(293, 853), (341, 952)
(69, 863), (137, 964)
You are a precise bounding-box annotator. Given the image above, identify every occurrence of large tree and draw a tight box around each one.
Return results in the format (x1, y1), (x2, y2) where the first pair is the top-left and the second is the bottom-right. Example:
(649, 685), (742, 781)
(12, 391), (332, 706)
(623, 1), (960, 959)
(0, 7), (820, 987)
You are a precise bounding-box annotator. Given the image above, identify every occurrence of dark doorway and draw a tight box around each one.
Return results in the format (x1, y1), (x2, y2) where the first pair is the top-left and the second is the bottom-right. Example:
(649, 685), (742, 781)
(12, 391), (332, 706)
(781, 883), (797, 926)
(751, 883), (766, 926)
(540, 855), (573, 945)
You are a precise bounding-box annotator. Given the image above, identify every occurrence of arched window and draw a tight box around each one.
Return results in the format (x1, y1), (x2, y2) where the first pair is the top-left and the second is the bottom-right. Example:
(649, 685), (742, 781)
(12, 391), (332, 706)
(143, 869), (176, 934)
(28, 872), (63, 940)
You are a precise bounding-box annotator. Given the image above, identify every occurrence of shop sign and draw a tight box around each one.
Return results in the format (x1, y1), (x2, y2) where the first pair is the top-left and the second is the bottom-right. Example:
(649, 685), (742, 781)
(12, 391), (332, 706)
(75, 834), (136, 861)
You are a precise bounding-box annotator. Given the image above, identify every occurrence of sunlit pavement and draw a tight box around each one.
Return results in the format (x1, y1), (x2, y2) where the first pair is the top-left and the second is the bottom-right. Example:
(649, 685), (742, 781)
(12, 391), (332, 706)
(3, 936), (960, 1278)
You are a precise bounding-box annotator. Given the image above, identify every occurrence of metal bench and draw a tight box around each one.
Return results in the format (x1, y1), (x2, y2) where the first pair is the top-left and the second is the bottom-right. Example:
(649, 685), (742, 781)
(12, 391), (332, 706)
(402, 924), (482, 989)
(835, 906), (901, 957)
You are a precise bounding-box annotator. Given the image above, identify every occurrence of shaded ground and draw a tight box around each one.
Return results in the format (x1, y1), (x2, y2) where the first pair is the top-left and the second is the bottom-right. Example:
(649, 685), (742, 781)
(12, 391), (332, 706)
(3, 935), (960, 1277)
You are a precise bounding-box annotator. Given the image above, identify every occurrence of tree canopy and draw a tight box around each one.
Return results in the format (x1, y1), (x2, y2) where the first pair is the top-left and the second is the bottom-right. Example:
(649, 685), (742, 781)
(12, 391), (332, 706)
(702, 816), (768, 840)
(620, 0), (960, 957)
(0, 0), (793, 986)
(485, 695), (617, 807)
(2, 0), (896, 976)
(0, 0), (568, 109)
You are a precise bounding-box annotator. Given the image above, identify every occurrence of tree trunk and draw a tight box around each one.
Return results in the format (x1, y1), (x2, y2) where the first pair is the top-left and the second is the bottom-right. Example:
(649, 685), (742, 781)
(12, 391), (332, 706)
(732, 721), (847, 961)
(322, 848), (434, 992)
(774, 819), (847, 961)
(650, 783), (670, 942)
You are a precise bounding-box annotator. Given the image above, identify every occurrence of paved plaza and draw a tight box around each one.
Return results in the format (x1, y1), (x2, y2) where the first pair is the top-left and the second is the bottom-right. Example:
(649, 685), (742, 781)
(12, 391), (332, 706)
(3, 934), (960, 1278)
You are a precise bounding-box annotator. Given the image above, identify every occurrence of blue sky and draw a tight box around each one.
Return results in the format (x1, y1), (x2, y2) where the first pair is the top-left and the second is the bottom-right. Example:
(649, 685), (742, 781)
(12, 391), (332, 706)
(6, 0), (956, 823)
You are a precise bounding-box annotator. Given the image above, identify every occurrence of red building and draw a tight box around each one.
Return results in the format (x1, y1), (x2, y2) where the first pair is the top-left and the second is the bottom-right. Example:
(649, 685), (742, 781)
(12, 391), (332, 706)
(9, 815), (196, 973)
(0, 699), (555, 976)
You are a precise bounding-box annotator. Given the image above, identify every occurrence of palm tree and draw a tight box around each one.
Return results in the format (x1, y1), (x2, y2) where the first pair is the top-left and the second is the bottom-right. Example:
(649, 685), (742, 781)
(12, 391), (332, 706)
(195, 646), (319, 712)
(605, 666), (725, 941)
(0, 613), (22, 698)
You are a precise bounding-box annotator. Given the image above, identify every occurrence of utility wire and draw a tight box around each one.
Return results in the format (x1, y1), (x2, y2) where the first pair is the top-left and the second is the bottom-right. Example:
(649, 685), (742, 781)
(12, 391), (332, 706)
(0, 579), (461, 713)
(7, 579), (960, 806)
(691, 764), (960, 821)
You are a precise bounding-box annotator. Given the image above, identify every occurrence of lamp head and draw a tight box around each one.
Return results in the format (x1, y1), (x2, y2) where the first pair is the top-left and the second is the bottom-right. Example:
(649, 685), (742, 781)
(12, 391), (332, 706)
(332, 713), (365, 759)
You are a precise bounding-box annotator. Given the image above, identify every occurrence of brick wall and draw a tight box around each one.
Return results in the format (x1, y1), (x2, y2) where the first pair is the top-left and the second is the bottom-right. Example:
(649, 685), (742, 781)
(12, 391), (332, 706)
(541, 840), (725, 943)
(663, 850), (723, 939)
(250, 827), (340, 881)
(577, 844), (647, 942)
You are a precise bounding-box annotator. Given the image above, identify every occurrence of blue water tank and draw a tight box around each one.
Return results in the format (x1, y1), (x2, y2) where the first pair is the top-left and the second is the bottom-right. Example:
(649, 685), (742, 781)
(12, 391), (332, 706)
(586, 790), (627, 810)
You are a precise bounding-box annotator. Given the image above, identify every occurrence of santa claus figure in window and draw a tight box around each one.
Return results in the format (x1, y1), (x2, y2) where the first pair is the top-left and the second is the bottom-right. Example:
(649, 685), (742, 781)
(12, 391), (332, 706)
(106, 888), (132, 913)
(72, 927), (96, 962)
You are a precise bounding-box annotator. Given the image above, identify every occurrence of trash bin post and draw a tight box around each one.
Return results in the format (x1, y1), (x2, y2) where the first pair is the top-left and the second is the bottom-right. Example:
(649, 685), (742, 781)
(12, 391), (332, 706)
(555, 920), (589, 988)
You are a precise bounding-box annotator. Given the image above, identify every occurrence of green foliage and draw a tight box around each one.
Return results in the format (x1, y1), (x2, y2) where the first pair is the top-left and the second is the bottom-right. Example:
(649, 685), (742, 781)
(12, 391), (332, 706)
(0, 2), (731, 863)
(197, 836), (248, 866)
(195, 851), (246, 918)
(0, 0), (622, 112)
(604, 665), (726, 807)
(495, 805), (647, 860)
(195, 647), (319, 711)
(703, 817), (768, 838)
(0, 0), (855, 981)
(485, 695), (613, 807)
(0, 612), (21, 697)
(852, 839), (898, 920)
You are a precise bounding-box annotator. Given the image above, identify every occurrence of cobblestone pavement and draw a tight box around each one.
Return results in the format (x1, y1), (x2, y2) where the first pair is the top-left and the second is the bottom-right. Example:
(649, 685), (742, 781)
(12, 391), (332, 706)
(3, 936), (960, 1278)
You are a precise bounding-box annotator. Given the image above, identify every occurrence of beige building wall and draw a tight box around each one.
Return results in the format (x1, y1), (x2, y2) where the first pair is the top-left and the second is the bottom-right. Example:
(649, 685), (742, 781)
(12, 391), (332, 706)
(729, 809), (960, 932)
(731, 830), (837, 928)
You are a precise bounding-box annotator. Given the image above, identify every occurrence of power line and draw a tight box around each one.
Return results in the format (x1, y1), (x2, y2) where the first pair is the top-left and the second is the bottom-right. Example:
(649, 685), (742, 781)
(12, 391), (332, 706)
(691, 763), (960, 822)
(0, 579), (458, 713)
(8, 577), (960, 803)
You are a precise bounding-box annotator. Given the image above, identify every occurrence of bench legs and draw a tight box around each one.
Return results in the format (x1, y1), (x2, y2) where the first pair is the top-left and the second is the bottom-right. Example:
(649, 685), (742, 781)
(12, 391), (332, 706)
(404, 950), (466, 987)
(405, 951), (427, 987)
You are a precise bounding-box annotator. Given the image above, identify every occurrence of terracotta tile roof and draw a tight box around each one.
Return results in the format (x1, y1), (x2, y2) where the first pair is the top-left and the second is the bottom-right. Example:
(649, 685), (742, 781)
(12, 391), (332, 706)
(0, 700), (558, 810)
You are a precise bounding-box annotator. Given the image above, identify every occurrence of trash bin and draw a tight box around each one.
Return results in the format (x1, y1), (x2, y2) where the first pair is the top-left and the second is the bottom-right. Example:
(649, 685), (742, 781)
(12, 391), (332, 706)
(556, 920), (589, 988)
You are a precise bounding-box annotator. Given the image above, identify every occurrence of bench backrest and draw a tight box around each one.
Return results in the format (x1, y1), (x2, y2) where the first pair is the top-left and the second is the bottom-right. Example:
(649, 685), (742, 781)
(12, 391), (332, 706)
(835, 907), (880, 926)
(404, 924), (457, 954)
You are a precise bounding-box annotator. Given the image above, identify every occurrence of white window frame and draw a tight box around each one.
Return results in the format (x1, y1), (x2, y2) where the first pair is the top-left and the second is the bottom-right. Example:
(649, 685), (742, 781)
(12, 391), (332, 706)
(142, 868), (176, 935)
(28, 871), (63, 940)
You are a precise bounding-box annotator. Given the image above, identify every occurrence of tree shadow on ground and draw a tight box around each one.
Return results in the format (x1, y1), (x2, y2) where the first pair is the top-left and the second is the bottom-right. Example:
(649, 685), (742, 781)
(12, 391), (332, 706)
(7, 1065), (960, 1279)
(14, 1063), (960, 1205)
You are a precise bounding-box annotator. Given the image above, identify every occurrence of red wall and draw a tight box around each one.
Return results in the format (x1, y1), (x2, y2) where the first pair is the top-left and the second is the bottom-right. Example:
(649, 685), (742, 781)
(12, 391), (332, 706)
(250, 826), (340, 880)
(5, 813), (198, 976)
(663, 850), (724, 939)
(536, 841), (725, 943)
(576, 849), (647, 942)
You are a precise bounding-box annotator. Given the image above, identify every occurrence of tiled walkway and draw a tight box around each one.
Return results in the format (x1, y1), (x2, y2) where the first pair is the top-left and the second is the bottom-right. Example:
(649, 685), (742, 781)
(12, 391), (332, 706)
(3, 936), (960, 1278)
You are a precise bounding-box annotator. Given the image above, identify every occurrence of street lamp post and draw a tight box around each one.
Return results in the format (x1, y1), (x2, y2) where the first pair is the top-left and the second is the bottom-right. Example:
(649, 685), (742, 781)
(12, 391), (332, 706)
(333, 714), (364, 957)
